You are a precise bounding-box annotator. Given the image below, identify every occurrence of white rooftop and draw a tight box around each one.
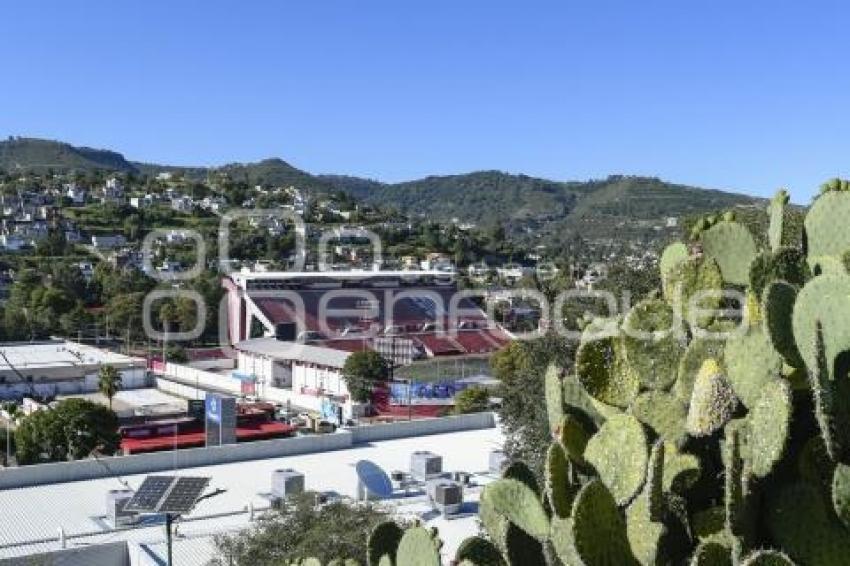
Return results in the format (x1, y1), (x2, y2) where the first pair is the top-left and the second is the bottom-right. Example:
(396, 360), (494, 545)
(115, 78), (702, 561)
(0, 426), (504, 564)
(236, 337), (351, 368)
(0, 341), (142, 371)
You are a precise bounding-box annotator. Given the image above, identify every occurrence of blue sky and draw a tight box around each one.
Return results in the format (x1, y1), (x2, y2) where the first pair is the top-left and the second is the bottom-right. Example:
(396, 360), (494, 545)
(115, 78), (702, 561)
(2, 1), (849, 202)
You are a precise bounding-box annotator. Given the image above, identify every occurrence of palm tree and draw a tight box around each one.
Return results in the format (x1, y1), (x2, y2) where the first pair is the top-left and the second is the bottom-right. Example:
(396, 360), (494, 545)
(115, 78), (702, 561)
(97, 365), (121, 410)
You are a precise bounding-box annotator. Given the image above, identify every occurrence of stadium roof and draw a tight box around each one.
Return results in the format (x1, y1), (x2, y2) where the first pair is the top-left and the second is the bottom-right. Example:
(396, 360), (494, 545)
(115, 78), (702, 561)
(235, 337), (352, 368)
(0, 426), (504, 564)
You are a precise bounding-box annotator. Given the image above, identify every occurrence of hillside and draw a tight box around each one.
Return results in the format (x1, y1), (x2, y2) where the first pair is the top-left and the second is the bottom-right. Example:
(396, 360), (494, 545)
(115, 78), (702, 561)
(0, 137), (763, 238)
(0, 137), (137, 173)
(322, 172), (761, 232)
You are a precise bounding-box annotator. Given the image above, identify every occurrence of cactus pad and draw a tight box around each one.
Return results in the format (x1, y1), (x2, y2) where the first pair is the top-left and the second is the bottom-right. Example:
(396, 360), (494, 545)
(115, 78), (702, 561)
(632, 390), (688, 445)
(478, 486), (508, 550)
(454, 536), (506, 566)
(662, 441), (701, 494)
(584, 413), (649, 505)
(686, 359), (739, 437)
(482, 478), (550, 541)
(557, 414), (589, 464)
(700, 221), (757, 285)
(767, 189), (789, 251)
(544, 363), (565, 433)
(622, 299), (684, 390)
(367, 522), (404, 566)
(724, 327), (783, 409)
(576, 334), (640, 408)
(832, 463), (850, 529)
(747, 380), (792, 478)
(792, 273), (850, 379)
(395, 527), (441, 566)
(748, 248), (809, 299)
(767, 482), (850, 566)
(561, 371), (606, 427)
(549, 516), (579, 566)
(571, 479), (639, 565)
(504, 522), (546, 566)
(675, 337), (726, 403)
(762, 281), (804, 368)
(804, 189), (850, 260)
(739, 550), (794, 565)
(690, 539), (733, 566)
(546, 441), (576, 518)
(660, 242), (689, 286)
(663, 257), (723, 325)
(626, 442), (666, 566)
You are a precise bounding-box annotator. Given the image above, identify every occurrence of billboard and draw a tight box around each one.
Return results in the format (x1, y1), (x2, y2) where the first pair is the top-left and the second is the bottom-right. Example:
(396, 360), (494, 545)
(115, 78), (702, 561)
(388, 380), (471, 406)
(205, 393), (237, 446)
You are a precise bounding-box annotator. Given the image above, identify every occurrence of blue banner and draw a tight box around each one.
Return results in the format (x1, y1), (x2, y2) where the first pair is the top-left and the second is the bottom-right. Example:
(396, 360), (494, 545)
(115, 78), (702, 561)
(389, 380), (470, 406)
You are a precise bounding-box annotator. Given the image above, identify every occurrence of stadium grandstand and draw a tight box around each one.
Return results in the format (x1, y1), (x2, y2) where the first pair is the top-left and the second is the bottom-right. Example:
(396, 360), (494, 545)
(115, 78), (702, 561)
(222, 270), (511, 358)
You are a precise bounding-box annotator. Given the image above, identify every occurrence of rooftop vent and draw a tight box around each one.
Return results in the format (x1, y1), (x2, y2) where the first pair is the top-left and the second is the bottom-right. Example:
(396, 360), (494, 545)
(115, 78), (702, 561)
(427, 478), (463, 516)
(271, 468), (305, 500)
(105, 489), (135, 528)
(410, 451), (443, 481)
(489, 449), (508, 475)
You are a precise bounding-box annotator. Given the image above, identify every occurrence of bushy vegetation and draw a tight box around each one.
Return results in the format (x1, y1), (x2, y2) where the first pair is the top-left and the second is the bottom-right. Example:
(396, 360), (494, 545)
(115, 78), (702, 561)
(212, 493), (397, 565)
(14, 398), (119, 465)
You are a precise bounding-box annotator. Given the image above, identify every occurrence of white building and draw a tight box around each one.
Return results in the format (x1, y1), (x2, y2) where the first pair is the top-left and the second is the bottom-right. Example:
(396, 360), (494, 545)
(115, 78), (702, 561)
(0, 341), (147, 399)
(64, 183), (87, 205)
(171, 196), (195, 213)
(235, 338), (357, 417)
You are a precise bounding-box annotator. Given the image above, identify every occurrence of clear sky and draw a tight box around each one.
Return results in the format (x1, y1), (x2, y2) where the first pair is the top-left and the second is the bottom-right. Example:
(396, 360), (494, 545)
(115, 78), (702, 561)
(2, 1), (849, 202)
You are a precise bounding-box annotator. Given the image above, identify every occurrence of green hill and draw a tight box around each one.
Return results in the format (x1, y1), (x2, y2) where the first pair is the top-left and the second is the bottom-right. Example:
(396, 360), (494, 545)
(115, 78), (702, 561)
(0, 137), (763, 238)
(0, 137), (137, 173)
(322, 172), (761, 231)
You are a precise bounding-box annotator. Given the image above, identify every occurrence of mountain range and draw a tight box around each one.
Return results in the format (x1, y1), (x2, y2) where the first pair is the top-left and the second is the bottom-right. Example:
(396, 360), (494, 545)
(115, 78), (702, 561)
(0, 136), (762, 231)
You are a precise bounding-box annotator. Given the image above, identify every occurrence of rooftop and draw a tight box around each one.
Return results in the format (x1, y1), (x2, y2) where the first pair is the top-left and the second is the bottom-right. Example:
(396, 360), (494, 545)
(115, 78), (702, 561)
(0, 426), (504, 564)
(0, 341), (143, 371)
(235, 337), (352, 368)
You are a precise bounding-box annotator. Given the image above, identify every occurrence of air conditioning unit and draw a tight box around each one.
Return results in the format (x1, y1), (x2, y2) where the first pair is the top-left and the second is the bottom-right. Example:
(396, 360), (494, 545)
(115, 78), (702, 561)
(427, 479), (463, 516)
(271, 468), (305, 500)
(105, 489), (135, 528)
(410, 451), (442, 480)
(489, 450), (508, 475)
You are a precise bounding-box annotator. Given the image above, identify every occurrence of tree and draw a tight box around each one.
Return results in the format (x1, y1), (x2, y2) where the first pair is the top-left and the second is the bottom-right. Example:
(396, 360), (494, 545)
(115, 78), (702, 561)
(453, 386), (490, 414)
(342, 351), (390, 403)
(212, 493), (396, 565)
(97, 365), (122, 409)
(14, 399), (119, 464)
(492, 333), (574, 477)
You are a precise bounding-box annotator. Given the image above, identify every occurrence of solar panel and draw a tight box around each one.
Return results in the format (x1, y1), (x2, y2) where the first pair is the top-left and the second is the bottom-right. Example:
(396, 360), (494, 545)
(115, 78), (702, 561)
(158, 477), (211, 514)
(124, 476), (175, 513)
(124, 475), (211, 515)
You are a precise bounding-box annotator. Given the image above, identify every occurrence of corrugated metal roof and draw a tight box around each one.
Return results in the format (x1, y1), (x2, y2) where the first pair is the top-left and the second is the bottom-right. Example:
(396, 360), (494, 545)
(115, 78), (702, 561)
(235, 338), (351, 368)
(0, 427), (503, 564)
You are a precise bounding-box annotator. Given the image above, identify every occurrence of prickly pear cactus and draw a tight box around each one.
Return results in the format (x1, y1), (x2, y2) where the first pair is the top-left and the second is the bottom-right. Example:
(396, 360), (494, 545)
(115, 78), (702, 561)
(584, 413), (648, 505)
(395, 527), (441, 566)
(699, 220), (757, 286)
(443, 181), (850, 566)
(367, 521), (403, 566)
(723, 327), (783, 409)
(686, 360), (739, 437)
(767, 189), (789, 252)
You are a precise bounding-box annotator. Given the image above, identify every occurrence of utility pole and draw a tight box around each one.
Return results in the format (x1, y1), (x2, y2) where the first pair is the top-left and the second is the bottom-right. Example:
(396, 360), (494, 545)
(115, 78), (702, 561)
(165, 513), (174, 566)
